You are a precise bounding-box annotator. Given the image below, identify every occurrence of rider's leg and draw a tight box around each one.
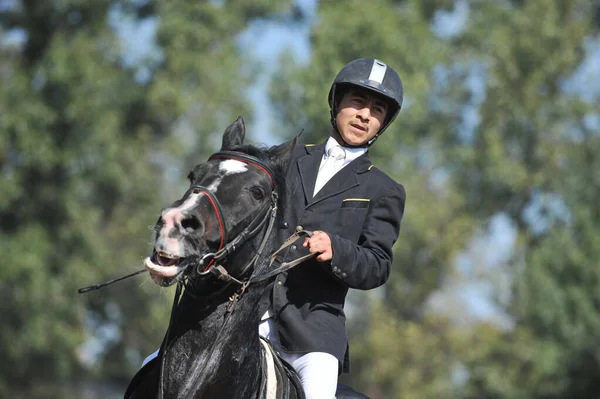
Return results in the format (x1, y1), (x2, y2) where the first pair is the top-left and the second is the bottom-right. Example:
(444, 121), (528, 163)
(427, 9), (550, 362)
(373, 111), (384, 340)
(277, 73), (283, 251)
(259, 317), (338, 399)
(284, 351), (339, 399)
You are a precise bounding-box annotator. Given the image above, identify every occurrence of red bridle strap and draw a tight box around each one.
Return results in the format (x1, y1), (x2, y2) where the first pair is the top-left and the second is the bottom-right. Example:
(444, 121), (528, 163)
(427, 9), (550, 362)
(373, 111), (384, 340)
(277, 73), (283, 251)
(188, 186), (226, 271)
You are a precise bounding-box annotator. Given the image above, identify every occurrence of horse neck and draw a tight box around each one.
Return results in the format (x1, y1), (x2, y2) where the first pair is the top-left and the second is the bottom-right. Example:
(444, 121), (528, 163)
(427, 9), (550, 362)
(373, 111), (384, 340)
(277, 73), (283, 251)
(161, 245), (272, 398)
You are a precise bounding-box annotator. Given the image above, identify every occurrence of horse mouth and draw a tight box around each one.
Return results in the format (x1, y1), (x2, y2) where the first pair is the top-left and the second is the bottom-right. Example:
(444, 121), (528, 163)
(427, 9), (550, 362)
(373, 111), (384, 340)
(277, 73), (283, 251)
(144, 251), (187, 285)
(155, 251), (181, 267)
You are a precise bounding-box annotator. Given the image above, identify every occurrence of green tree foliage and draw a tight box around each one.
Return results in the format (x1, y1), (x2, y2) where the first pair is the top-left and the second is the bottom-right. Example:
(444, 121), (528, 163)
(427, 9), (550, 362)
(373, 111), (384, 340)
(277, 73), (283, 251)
(270, 0), (600, 398)
(348, 302), (470, 398)
(0, 0), (291, 397)
(450, 1), (600, 398)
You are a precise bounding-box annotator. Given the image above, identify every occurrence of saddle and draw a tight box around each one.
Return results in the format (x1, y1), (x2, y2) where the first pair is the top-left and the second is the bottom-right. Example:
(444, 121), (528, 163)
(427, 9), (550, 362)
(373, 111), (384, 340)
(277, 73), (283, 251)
(258, 337), (370, 399)
(259, 336), (305, 399)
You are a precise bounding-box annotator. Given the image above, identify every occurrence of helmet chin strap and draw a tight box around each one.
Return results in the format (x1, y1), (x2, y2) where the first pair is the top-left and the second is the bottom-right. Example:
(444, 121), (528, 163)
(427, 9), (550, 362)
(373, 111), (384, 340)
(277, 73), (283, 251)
(366, 134), (380, 146)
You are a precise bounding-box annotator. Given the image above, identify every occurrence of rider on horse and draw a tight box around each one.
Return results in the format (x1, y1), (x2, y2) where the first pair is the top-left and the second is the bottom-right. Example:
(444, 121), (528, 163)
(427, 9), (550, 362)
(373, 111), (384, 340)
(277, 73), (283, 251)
(258, 57), (406, 398)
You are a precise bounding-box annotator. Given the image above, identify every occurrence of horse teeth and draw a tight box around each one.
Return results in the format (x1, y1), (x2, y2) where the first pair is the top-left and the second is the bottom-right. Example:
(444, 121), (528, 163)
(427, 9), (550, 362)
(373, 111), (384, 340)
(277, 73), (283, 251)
(158, 251), (178, 259)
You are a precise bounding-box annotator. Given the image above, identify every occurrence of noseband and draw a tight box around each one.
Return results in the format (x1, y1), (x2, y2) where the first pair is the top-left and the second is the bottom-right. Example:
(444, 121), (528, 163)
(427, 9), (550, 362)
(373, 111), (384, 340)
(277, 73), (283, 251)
(185, 186), (227, 268)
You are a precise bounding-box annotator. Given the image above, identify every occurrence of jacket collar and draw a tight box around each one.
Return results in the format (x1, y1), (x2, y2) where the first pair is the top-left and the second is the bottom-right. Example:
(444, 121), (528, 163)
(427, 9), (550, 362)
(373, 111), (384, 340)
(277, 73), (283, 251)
(296, 141), (372, 206)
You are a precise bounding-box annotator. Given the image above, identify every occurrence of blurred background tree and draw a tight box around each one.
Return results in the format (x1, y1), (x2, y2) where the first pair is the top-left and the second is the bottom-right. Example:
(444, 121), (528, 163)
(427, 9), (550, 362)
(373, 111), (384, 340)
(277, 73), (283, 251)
(0, 0), (292, 397)
(1, 0), (599, 398)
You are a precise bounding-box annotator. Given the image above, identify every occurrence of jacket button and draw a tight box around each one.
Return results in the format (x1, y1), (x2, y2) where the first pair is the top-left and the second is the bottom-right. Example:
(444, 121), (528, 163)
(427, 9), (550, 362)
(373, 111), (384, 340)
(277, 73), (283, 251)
(280, 221), (289, 229)
(277, 281), (283, 286)
(290, 244), (297, 251)
(341, 272), (347, 278)
(295, 225), (303, 232)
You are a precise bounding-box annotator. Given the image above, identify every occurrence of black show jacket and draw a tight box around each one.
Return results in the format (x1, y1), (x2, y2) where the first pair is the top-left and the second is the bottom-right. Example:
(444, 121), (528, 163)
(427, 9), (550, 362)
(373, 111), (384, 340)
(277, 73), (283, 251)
(263, 141), (406, 372)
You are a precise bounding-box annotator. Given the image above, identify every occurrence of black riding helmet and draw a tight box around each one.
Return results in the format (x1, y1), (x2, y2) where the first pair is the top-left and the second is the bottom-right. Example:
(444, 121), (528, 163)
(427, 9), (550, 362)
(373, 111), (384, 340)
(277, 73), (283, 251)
(328, 58), (403, 146)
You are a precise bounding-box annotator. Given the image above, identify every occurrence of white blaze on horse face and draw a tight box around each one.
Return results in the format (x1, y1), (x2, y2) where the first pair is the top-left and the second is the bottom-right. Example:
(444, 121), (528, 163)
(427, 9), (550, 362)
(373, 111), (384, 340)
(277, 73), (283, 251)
(157, 160), (248, 256)
(206, 159), (248, 192)
(158, 191), (204, 256)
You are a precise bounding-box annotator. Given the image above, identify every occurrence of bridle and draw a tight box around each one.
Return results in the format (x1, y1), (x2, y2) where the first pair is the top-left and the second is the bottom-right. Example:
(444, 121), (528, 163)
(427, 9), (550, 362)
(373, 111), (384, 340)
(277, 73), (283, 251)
(186, 150), (279, 282)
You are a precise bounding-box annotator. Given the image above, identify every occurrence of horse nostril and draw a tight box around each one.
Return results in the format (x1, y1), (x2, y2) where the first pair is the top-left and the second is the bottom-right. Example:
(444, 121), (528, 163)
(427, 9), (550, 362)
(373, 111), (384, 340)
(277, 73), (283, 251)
(181, 216), (202, 233)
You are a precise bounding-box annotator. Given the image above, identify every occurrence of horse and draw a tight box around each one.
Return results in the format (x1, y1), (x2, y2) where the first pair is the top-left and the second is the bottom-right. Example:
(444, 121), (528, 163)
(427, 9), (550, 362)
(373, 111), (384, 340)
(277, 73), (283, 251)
(124, 117), (369, 399)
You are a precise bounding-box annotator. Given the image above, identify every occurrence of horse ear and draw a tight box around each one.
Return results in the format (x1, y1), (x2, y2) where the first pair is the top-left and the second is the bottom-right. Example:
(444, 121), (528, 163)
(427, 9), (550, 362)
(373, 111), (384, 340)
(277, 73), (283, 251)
(221, 116), (246, 150)
(270, 129), (302, 169)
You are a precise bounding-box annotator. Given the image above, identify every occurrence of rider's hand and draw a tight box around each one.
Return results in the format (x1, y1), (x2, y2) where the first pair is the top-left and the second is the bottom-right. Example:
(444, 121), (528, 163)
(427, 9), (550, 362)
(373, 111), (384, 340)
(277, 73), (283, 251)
(303, 230), (333, 262)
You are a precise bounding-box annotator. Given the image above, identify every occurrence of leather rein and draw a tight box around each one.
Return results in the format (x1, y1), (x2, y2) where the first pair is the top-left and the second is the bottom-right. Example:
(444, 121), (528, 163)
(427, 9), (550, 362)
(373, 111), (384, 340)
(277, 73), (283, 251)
(77, 151), (313, 295)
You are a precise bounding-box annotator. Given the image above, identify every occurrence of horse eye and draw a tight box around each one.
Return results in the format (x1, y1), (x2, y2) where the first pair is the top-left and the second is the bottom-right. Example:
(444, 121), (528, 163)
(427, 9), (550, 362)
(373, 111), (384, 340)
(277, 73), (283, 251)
(250, 187), (265, 201)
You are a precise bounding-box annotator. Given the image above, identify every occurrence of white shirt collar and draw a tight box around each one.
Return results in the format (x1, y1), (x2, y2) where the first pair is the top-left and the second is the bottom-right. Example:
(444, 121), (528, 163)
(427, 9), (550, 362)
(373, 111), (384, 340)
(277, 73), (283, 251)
(324, 137), (367, 167)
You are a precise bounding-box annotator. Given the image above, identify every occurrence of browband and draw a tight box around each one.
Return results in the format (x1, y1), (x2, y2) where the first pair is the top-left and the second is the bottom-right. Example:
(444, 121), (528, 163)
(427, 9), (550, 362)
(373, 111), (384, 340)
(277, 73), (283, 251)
(209, 151), (276, 189)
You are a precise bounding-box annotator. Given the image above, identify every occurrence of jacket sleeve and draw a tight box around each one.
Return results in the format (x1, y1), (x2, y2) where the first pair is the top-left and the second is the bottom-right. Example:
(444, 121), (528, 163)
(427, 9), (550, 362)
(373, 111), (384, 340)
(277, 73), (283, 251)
(326, 183), (405, 290)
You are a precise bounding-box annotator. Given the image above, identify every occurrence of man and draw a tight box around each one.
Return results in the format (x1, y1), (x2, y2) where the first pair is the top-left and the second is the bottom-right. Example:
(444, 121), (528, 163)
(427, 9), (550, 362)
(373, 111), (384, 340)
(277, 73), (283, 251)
(258, 58), (406, 398)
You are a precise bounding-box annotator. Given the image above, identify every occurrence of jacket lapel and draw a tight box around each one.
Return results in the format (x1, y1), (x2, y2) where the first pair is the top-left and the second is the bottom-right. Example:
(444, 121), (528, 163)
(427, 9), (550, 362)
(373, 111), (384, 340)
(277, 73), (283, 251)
(297, 143), (325, 204)
(309, 153), (371, 206)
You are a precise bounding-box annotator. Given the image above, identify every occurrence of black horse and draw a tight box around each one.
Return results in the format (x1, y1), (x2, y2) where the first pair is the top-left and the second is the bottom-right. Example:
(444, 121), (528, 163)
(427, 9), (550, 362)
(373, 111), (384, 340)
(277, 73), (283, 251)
(124, 117), (368, 399)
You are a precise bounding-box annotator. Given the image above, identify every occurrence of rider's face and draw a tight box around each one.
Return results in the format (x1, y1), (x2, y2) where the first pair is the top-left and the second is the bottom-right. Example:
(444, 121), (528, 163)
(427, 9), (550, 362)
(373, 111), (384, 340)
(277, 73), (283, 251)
(334, 88), (388, 146)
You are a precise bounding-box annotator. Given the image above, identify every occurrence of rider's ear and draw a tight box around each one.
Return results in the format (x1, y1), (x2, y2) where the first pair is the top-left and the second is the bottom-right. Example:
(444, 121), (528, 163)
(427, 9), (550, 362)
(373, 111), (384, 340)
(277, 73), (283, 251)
(221, 116), (246, 150)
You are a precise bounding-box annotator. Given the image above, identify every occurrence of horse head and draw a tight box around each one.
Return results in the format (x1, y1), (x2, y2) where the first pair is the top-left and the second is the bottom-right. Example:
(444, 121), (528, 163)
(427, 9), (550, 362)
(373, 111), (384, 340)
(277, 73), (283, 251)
(144, 116), (297, 288)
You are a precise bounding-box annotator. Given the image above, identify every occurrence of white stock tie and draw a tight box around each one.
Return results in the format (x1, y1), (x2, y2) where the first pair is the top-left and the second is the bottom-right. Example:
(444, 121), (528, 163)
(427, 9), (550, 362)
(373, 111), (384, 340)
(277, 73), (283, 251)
(313, 145), (346, 197)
